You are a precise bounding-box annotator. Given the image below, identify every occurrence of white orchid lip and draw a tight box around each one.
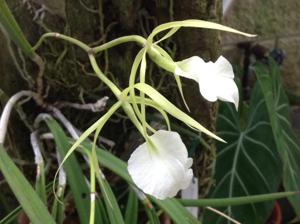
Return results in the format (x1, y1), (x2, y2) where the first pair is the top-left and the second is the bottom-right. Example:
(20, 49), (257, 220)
(127, 130), (193, 200)
(175, 55), (239, 110)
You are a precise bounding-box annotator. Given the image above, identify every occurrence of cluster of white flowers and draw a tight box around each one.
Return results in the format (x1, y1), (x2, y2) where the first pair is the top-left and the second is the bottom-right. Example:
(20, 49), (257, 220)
(128, 55), (238, 200)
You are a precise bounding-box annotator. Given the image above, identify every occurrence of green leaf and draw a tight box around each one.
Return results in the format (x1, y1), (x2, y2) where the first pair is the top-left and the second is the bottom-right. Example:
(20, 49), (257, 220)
(51, 194), (65, 224)
(95, 174), (125, 224)
(54, 100), (122, 188)
(125, 188), (138, 224)
(255, 60), (300, 216)
(0, 0), (34, 57)
(141, 198), (160, 224)
(152, 198), (200, 224)
(45, 118), (101, 224)
(96, 198), (110, 224)
(35, 163), (47, 204)
(47, 118), (124, 224)
(0, 144), (55, 224)
(204, 84), (282, 224)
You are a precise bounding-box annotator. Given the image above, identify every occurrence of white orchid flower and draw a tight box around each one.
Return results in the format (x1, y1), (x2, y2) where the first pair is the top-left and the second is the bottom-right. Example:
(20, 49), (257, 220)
(175, 55), (239, 110)
(127, 130), (193, 200)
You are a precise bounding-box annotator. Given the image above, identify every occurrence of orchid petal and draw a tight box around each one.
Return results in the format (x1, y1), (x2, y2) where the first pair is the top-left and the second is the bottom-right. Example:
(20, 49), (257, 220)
(175, 56), (205, 81)
(175, 55), (239, 110)
(127, 130), (193, 200)
(214, 55), (234, 78)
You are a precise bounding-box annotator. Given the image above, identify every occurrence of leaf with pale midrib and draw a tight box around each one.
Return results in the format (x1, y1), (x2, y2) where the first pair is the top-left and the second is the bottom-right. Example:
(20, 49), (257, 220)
(204, 83), (282, 224)
(255, 60), (300, 216)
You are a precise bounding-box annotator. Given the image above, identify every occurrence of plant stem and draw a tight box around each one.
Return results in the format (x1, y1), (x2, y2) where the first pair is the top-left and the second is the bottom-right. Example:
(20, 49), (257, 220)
(92, 35), (146, 53)
(33, 33), (91, 52)
(89, 53), (146, 138)
(88, 153), (96, 224)
(92, 35), (177, 73)
(146, 45), (177, 73)
(88, 54), (121, 97)
(32, 33), (165, 140)
(179, 191), (297, 207)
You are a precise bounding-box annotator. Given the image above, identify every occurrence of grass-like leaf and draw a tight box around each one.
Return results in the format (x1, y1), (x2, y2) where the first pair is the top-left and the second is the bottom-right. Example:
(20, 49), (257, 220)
(0, 144), (55, 224)
(0, 1), (34, 57)
(125, 188), (138, 224)
(46, 118), (102, 224)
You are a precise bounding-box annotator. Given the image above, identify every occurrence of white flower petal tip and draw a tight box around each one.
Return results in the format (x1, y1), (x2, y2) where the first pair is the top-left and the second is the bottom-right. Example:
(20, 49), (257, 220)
(175, 55), (239, 110)
(127, 130), (193, 200)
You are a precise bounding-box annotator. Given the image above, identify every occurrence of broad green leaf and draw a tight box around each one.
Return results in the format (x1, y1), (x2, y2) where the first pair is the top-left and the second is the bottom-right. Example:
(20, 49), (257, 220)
(125, 188), (138, 224)
(0, 144), (55, 224)
(148, 20), (255, 43)
(204, 84), (281, 224)
(0, 0), (34, 57)
(255, 60), (300, 216)
(134, 83), (224, 142)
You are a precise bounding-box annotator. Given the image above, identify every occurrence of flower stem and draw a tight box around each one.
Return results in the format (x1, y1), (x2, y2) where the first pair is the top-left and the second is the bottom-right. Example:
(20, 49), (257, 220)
(179, 191), (297, 207)
(88, 54), (146, 138)
(146, 46), (177, 73)
(32, 33), (91, 52)
(92, 35), (177, 74)
(32, 33), (162, 140)
(92, 35), (146, 53)
(88, 54), (121, 97)
(88, 153), (96, 224)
